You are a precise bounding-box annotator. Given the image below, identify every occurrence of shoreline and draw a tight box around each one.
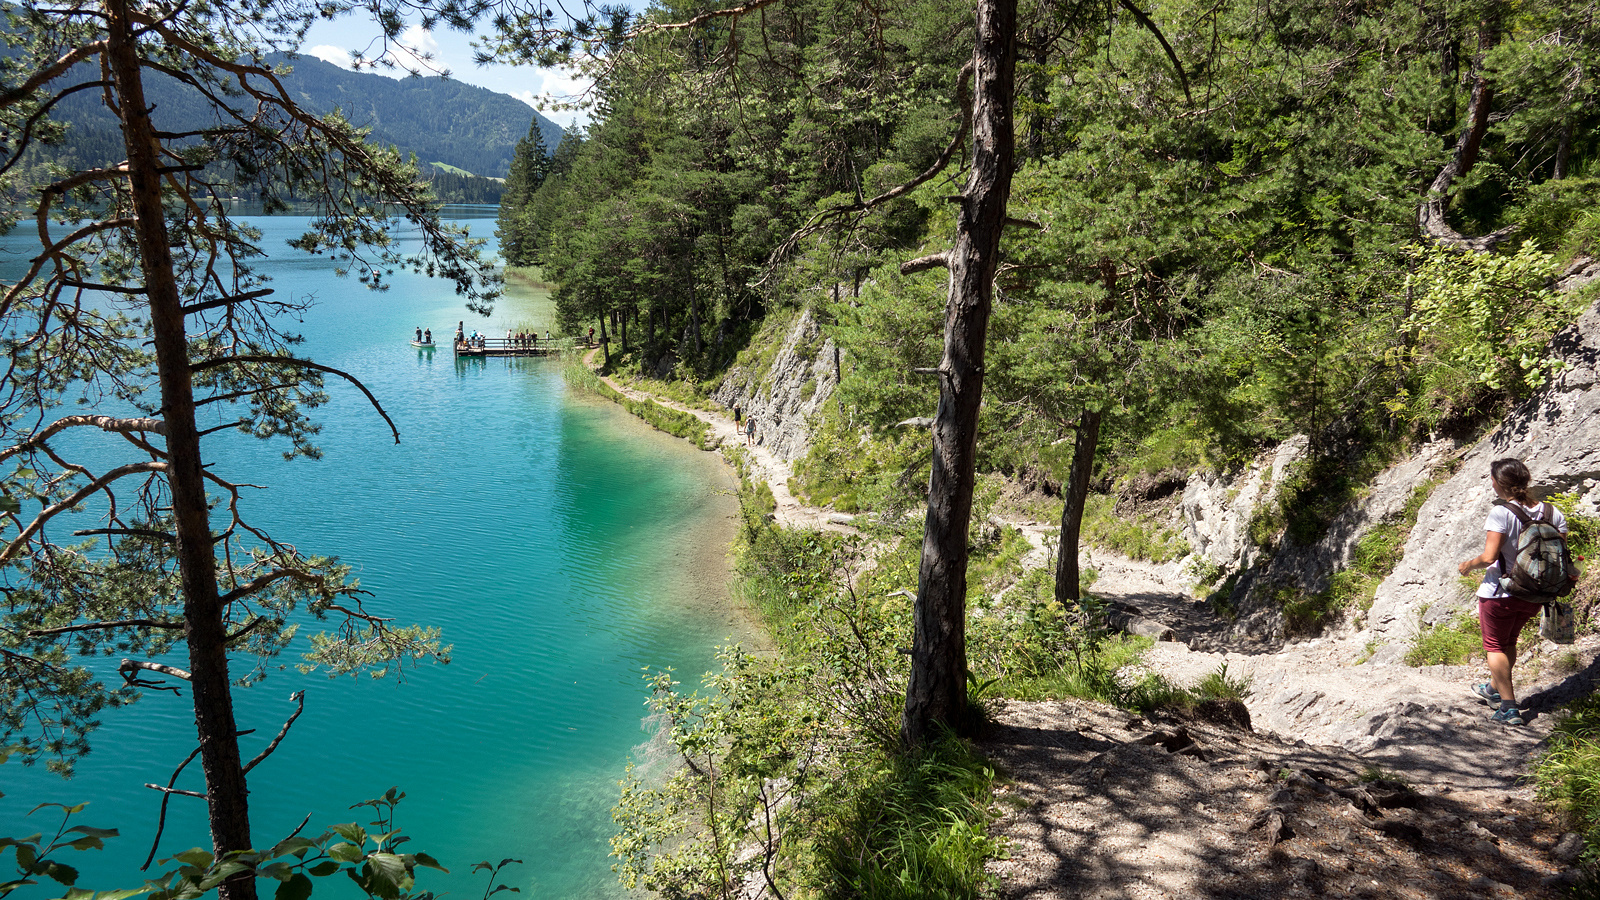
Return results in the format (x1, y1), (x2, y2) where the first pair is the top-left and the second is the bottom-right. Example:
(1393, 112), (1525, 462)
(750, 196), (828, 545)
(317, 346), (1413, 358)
(577, 349), (857, 535)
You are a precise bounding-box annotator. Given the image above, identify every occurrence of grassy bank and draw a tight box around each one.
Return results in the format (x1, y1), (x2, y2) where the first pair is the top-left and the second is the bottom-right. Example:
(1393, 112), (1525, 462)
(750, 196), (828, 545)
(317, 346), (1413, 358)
(564, 360), (712, 449)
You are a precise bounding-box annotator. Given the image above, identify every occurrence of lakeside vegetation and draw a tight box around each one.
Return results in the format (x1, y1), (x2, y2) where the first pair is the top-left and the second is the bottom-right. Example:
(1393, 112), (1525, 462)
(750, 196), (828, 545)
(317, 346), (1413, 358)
(490, 0), (1600, 891)
(5, 0), (1600, 891)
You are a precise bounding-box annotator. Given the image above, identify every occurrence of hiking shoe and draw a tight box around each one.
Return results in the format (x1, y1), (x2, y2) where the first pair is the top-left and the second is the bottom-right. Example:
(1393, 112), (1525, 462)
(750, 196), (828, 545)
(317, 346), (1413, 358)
(1470, 683), (1502, 706)
(1491, 706), (1525, 726)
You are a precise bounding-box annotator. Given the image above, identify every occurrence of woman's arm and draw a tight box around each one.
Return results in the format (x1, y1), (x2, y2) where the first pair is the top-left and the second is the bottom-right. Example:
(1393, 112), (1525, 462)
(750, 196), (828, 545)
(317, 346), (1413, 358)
(1459, 530), (1506, 575)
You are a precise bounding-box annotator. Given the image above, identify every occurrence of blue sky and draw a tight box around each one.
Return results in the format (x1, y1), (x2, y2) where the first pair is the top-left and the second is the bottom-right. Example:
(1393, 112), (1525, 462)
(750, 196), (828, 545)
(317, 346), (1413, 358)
(297, 14), (591, 127)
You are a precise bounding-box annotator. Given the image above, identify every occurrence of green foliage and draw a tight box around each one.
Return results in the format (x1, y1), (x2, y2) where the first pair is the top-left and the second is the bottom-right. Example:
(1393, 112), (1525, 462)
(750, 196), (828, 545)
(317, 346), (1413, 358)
(1079, 495), (1190, 564)
(1404, 613), (1483, 667)
(792, 400), (929, 519)
(1402, 244), (1582, 429)
(0, 777), (464, 900)
(1279, 476), (1442, 636)
(1548, 492), (1600, 560)
(1534, 692), (1600, 871)
(1193, 664), (1253, 703)
(809, 737), (1000, 900)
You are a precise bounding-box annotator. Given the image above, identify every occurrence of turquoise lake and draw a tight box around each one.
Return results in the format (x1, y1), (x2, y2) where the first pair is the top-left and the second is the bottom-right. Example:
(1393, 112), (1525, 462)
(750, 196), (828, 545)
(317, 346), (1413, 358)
(1, 209), (751, 899)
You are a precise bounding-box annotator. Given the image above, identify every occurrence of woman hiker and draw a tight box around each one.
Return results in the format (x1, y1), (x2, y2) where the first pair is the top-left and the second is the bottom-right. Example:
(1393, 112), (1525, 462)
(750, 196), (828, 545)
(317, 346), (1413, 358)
(1457, 457), (1568, 727)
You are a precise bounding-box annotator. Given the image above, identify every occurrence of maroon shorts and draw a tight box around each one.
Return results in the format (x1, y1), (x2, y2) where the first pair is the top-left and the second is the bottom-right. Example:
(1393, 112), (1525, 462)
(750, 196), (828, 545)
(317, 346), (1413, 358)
(1478, 596), (1543, 655)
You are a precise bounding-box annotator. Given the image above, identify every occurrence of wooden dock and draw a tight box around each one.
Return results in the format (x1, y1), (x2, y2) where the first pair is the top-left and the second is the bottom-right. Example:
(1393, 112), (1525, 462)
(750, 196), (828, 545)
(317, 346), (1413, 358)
(453, 337), (563, 358)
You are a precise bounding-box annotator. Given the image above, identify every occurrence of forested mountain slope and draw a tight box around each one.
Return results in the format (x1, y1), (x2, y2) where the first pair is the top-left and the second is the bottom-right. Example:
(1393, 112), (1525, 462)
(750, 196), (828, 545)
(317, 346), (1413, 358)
(18, 51), (562, 182)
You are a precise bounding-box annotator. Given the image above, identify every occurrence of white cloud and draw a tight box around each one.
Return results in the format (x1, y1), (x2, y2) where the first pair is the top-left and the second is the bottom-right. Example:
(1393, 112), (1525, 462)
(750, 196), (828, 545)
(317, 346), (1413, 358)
(306, 45), (353, 68)
(502, 70), (593, 127)
(392, 25), (440, 63)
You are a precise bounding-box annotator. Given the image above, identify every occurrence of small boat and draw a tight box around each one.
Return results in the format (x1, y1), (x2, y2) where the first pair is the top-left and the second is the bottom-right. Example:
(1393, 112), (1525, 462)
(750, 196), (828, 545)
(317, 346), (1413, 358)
(411, 340), (436, 349)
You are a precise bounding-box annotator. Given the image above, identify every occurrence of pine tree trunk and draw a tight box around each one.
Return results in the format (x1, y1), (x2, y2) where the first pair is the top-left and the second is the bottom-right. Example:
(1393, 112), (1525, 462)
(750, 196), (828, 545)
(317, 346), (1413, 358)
(106, 2), (254, 896)
(1054, 409), (1101, 606)
(902, 0), (1016, 748)
(599, 313), (611, 368)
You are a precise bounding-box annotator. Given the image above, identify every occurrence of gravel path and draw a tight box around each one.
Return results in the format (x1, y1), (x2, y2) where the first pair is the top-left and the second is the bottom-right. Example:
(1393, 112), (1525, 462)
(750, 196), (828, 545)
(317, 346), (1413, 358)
(586, 362), (1594, 896)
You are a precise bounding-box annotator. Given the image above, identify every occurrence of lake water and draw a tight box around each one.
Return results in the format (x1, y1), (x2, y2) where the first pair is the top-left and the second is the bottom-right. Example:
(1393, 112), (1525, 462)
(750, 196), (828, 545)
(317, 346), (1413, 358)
(1, 209), (750, 899)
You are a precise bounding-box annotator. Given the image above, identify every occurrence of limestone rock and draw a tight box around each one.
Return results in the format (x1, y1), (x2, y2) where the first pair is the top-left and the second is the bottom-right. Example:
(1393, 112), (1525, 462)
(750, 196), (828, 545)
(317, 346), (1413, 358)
(710, 307), (839, 463)
(1178, 435), (1310, 573)
(1367, 295), (1600, 652)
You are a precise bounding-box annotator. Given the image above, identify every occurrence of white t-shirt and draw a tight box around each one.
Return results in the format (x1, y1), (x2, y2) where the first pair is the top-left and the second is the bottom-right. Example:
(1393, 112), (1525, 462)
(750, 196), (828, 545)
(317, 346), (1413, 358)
(1477, 500), (1569, 599)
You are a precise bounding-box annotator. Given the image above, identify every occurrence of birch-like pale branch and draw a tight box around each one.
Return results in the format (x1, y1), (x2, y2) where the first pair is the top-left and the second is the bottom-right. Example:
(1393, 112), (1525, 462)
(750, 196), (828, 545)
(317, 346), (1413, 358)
(0, 461), (167, 566)
(1, 415), (168, 464)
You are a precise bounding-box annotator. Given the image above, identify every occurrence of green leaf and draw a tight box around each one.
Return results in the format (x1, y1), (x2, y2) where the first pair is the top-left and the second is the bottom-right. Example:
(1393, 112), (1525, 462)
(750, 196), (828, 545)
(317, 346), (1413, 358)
(170, 849), (213, 869)
(330, 824), (367, 846)
(254, 862), (292, 882)
(410, 852), (446, 872)
(307, 861), (339, 877)
(40, 860), (79, 886)
(326, 843), (364, 864)
(64, 836), (104, 852)
(364, 853), (407, 889)
(197, 861), (250, 891)
(274, 873), (313, 900)
(267, 837), (316, 860)
(64, 827), (118, 840)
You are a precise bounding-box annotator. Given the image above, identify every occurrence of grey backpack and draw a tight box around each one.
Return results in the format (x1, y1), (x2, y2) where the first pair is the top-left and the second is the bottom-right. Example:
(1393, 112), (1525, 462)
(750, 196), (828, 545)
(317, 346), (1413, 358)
(1496, 501), (1579, 599)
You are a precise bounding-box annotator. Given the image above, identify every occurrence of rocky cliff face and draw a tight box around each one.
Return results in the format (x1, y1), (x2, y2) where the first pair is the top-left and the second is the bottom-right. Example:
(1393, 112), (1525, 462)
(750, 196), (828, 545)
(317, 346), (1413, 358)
(710, 307), (840, 463)
(1144, 281), (1600, 654)
(1364, 293), (1600, 661)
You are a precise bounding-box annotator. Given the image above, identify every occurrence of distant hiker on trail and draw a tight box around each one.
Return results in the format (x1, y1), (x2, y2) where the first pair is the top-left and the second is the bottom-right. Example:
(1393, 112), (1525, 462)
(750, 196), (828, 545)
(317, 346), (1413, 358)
(733, 404), (743, 430)
(588, 326), (595, 346)
(1458, 458), (1569, 726)
(745, 416), (756, 447)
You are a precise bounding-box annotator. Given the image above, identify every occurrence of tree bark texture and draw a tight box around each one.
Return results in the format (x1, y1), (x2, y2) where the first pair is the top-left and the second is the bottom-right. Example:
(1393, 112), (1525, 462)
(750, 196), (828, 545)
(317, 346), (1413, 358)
(1054, 409), (1101, 607)
(106, 2), (254, 895)
(901, 0), (1017, 747)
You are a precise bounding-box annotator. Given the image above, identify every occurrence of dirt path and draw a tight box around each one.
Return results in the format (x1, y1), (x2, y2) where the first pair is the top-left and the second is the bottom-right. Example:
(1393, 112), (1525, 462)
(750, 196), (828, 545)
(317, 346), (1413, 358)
(585, 351), (854, 534)
(983, 549), (1592, 899)
(584, 357), (1589, 895)
(1081, 550), (1584, 790)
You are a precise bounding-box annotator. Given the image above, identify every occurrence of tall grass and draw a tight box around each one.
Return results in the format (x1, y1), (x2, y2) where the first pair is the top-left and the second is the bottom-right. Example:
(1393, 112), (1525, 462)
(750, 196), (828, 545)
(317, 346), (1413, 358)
(1535, 692), (1600, 894)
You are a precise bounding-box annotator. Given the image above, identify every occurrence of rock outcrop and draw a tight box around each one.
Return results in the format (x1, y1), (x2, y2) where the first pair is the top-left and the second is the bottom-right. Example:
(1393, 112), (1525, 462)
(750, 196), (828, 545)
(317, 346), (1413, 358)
(1366, 295), (1600, 660)
(710, 307), (839, 463)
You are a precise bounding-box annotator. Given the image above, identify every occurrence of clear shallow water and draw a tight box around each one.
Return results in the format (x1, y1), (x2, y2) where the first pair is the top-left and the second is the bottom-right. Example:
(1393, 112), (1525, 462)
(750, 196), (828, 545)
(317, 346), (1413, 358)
(1, 212), (747, 899)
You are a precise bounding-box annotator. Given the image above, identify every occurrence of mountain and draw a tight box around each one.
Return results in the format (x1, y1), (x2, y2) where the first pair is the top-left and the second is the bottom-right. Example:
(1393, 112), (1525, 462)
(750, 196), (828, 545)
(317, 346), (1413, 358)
(43, 52), (563, 180)
(264, 54), (565, 179)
